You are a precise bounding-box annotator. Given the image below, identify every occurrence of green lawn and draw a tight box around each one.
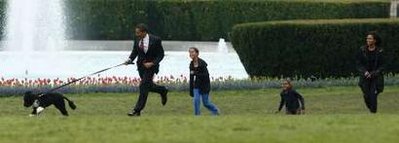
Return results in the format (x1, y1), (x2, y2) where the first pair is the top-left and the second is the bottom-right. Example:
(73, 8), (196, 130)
(1, 86), (399, 143)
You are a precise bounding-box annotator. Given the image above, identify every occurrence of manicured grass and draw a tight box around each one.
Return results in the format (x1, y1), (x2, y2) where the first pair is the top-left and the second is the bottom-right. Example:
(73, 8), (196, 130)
(1, 86), (399, 143)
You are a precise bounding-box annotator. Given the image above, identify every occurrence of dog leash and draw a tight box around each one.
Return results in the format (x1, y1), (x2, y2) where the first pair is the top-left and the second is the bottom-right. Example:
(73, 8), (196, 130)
(39, 62), (132, 96)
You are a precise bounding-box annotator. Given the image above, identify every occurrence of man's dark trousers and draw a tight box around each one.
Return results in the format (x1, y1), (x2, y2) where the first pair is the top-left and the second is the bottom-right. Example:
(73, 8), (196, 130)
(133, 68), (167, 112)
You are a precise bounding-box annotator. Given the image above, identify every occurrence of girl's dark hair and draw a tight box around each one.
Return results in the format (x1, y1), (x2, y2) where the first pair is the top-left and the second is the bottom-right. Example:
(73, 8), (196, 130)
(189, 47), (199, 54)
(368, 31), (382, 46)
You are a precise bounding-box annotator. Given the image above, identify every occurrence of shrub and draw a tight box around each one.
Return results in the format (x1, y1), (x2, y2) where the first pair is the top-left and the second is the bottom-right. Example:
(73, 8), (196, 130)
(231, 18), (399, 78)
(63, 0), (390, 40)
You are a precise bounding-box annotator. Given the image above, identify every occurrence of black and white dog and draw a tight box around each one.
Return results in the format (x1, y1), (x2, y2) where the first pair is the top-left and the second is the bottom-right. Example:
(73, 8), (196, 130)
(23, 91), (77, 116)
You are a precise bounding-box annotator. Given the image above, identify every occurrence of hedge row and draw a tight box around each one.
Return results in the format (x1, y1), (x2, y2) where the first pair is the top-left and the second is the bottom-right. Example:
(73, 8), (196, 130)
(0, 0), (6, 38)
(231, 18), (399, 78)
(62, 0), (390, 40)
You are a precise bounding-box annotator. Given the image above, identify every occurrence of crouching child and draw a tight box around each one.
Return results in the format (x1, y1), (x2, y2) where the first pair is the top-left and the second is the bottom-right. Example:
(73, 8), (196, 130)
(276, 79), (305, 115)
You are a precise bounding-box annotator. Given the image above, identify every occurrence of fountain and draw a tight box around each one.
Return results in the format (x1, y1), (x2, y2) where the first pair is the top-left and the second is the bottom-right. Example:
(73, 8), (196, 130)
(217, 38), (228, 53)
(4, 0), (66, 51)
(1, 0), (69, 79)
(0, 1), (247, 80)
(391, 0), (398, 18)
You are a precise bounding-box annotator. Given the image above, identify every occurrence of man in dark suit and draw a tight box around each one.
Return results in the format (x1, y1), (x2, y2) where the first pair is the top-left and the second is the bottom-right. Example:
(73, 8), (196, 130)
(125, 23), (168, 116)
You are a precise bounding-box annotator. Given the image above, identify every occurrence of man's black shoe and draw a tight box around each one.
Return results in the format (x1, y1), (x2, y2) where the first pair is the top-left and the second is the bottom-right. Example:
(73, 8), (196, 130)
(127, 111), (140, 117)
(161, 89), (168, 106)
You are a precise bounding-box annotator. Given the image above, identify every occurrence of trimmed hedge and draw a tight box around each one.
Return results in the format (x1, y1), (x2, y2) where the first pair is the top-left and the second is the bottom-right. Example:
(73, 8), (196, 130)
(0, 0), (6, 38)
(231, 18), (399, 78)
(63, 0), (390, 40)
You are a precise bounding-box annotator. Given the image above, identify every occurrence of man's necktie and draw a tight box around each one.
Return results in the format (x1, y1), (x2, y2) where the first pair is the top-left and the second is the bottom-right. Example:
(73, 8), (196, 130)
(139, 40), (144, 51)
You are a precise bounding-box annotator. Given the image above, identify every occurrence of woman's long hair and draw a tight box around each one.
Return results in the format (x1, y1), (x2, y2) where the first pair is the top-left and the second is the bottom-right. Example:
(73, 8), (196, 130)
(368, 31), (382, 47)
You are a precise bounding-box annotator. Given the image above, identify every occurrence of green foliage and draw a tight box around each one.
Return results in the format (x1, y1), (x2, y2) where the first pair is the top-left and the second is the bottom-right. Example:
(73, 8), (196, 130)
(0, 0), (390, 40)
(0, 0), (6, 38)
(62, 0), (390, 40)
(64, 0), (149, 40)
(231, 18), (399, 78)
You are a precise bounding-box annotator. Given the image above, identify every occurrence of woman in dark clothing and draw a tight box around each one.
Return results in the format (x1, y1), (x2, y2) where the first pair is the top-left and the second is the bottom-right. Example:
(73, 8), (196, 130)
(355, 31), (384, 113)
(276, 79), (305, 115)
(189, 47), (220, 116)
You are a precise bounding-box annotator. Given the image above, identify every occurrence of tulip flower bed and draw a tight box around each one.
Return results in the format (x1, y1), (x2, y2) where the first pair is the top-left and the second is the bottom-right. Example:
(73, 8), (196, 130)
(1, 75), (399, 96)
